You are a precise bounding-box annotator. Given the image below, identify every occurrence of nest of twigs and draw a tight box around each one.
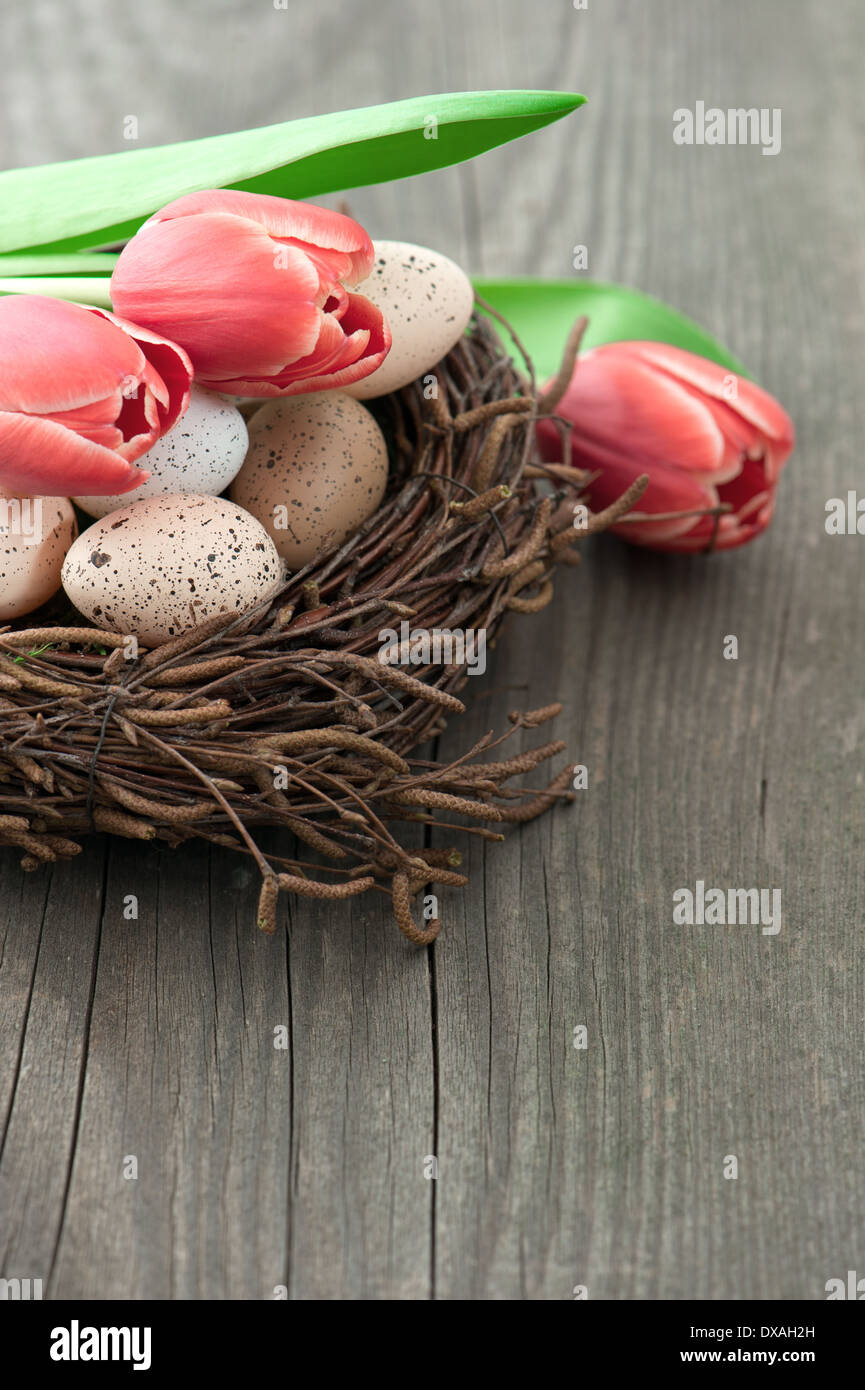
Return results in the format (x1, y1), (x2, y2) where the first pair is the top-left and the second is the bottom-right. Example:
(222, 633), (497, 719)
(0, 304), (643, 943)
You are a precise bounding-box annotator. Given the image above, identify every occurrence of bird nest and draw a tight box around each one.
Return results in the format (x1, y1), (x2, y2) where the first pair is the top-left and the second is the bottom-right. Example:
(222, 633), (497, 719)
(0, 304), (641, 944)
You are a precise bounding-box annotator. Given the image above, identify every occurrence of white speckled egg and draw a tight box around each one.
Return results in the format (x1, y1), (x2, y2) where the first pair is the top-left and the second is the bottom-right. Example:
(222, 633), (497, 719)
(344, 239), (474, 400)
(73, 384), (249, 518)
(0, 493), (77, 619)
(61, 493), (283, 647)
(230, 392), (388, 569)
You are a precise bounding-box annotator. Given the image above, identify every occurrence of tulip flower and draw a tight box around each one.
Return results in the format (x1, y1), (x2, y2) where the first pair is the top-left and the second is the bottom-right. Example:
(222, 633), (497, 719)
(536, 340), (794, 551)
(110, 190), (392, 397)
(0, 294), (192, 497)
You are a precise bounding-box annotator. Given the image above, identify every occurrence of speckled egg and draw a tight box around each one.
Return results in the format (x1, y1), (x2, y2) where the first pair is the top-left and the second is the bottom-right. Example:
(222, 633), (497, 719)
(344, 239), (474, 400)
(230, 392), (388, 569)
(73, 384), (249, 518)
(61, 493), (283, 647)
(0, 493), (77, 619)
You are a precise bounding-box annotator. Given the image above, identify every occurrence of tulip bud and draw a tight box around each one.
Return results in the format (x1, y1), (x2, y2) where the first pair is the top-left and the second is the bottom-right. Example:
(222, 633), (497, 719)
(0, 295), (192, 497)
(110, 190), (392, 398)
(537, 340), (794, 551)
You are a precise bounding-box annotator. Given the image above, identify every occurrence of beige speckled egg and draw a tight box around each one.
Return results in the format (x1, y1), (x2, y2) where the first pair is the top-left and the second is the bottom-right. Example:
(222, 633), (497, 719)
(0, 493), (77, 619)
(345, 239), (474, 400)
(74, 384), (249, 519)
(230, 392), (388, 569)
(61, 493), (283, 647)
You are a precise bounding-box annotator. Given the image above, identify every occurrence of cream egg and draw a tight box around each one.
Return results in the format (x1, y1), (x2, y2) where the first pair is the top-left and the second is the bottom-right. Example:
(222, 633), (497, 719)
(74, 384), (249, 518)
(0, 493), (77, 619)
(61, 493), (283, 647)
(230, 392), (388, 569)
(345, 239), (474, 400)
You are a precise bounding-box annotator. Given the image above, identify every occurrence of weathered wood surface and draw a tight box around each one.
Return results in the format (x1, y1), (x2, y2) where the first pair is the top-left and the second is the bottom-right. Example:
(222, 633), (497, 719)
(1, 0), (863, 1300)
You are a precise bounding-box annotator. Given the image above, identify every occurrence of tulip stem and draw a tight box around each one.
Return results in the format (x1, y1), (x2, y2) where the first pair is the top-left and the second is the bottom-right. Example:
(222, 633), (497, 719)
(0, 276), (113, 308)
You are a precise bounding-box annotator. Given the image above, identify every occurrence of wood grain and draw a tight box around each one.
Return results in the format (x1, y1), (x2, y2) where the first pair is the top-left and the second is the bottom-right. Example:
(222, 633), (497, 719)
(1, 0), (863, 1300)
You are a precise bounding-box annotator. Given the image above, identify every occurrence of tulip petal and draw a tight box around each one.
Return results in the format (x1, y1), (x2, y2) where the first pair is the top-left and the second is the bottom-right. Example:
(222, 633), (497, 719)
(655, 494), (775, 552)
(208, 291), (392, 397)
(549, 346), (744, 483)
(42, 396), (125, 429)
(716, 454), (771, 516)
(149, 189), (375, 284)
(0, 409), (149, 496)
(625, 456), (777, 554)
(111, 212), (325, 378)
(0, 294), (145, 414)
(88, 309), (192, 455)
(44, 412), (125, 451)
(596, 457), (720, 544)
(614, 341), (794, 461)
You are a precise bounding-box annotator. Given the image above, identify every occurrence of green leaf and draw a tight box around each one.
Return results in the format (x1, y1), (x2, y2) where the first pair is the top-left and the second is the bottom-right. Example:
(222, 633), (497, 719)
(0, 252), (119, 276)
(0, 91), (584, 256)
(0, 277), (113, 307)
(473, 277), (750, 380)
(14, 643), (54, 663)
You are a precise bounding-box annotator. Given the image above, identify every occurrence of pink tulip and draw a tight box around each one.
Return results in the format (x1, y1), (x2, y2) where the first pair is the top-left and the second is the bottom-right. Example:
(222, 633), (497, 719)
(110, 190), (392, 397)
(536, 340), (794, 551)
(0, 294), (192, 497)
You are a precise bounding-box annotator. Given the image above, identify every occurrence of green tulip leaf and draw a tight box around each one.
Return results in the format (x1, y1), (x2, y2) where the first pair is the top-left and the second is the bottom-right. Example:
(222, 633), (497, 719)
(0, 90), (584, 256)
(473, 277), (750, 380)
